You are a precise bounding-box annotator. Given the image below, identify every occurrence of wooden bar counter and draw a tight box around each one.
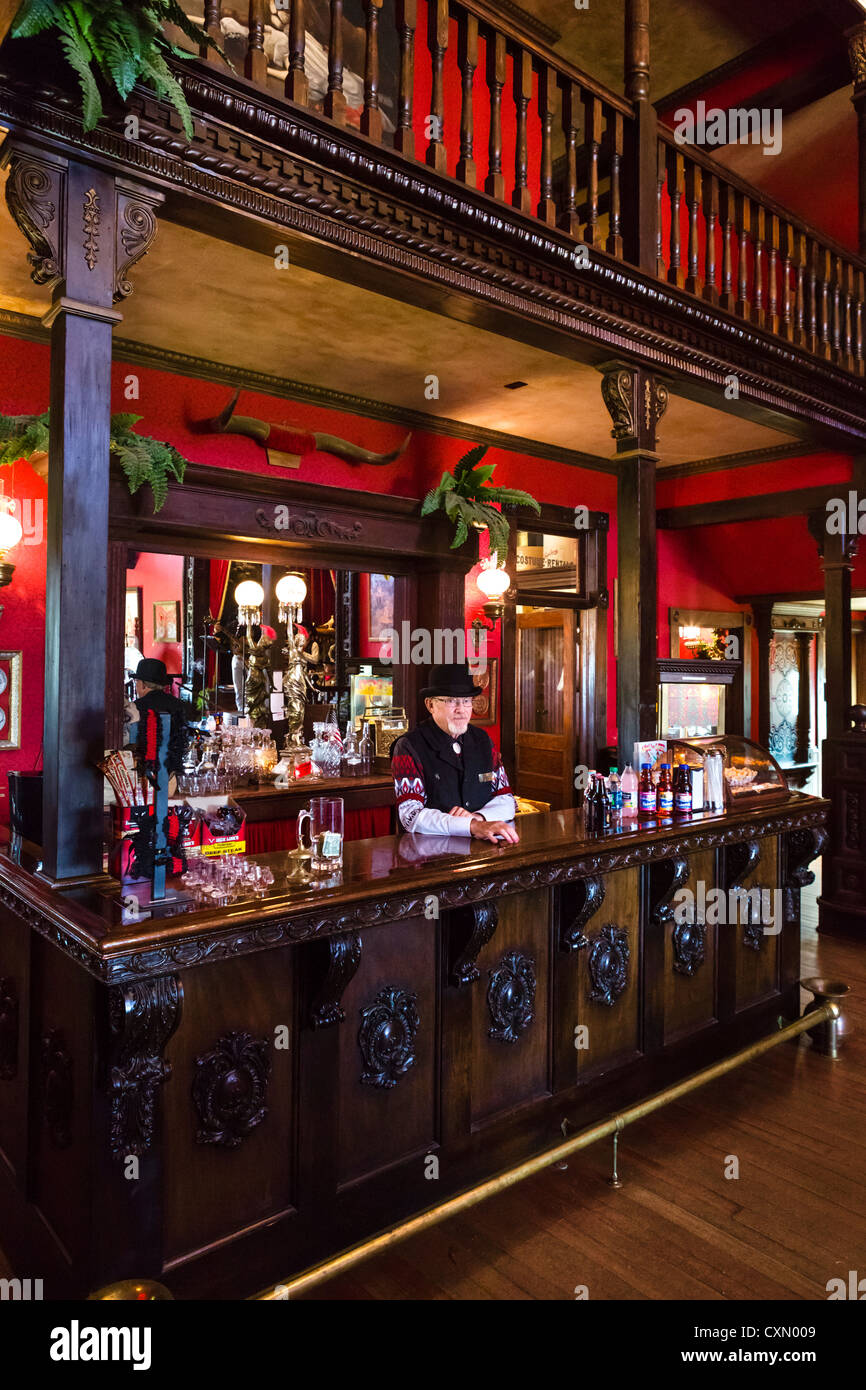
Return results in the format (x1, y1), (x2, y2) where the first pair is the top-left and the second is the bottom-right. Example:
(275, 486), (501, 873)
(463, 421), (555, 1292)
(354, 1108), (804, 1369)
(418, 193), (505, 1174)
(0, 795), (828, 1298)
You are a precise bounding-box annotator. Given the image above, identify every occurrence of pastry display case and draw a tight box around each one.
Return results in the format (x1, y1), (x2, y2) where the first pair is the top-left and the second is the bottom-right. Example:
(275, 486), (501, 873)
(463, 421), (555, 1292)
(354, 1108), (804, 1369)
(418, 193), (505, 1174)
(666, 735), (790, 810)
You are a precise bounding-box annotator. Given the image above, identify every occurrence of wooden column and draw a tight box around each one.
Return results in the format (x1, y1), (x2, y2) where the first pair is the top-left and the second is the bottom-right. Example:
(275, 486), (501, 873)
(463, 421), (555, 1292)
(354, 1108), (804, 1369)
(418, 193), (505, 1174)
(794, 629), (814, 765)
(600, 363), (667, 761)
(847, 24), (866, 256)
(751, 599), (773, 750)
(2, 143), (160, 881)
(809, 508), (857, 742)
(624, 0), (658, 273)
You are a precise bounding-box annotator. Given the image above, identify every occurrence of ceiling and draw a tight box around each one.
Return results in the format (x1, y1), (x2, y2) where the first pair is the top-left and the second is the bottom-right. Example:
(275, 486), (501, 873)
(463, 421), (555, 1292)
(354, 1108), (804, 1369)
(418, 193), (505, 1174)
(0, 168), (799, 471)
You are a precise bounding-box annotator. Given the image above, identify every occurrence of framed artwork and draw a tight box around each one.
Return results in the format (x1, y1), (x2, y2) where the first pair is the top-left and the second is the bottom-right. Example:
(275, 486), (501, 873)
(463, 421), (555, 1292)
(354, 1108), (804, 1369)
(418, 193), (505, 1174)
(0, 650), (22, 750)
(153, 600), (180, 644)
(125, 587), (142, 647)
(470, 659), (498, 726)
(367, 573), (395, 643)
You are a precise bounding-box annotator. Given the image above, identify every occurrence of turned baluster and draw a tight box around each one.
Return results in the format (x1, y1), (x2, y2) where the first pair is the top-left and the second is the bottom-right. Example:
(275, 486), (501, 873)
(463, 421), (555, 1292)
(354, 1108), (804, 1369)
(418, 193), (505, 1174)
(485, 30), (506, 200)
(656, 140), (667, 278)
(559, 79), (581, 236)
(734, 191), (750, 317)
(605, 108), (624, 256)
(751, 204), (765, 328)
(513, 48), (533, 215)
(203, 0), (222, 48)
(842, 262), (854, 370)
(456, 11), (479, 187)
(719, 182), (734, 310)
(324, 0), (346, 124)
(832, 253), (843, 360)
(781, 223), (794, 341)
(361, 0), (384, 141)
(794, 230), (806, 346)
(666, 146), (685, 288)
(286, 0), (308, 103)
(702, 173), (718, 303)
(684, 161), (701, 295)
(538, 64), (557, 225)
(765, 212), (779, 332)
(426, 0), (448, 173)
(818, 247), (832, 358)
(855, 270), (865, 376)
(583, 92), (602, 245)
(393, 1), (416, 155)
(807, 238), (819, 352)
(245, 0), (267, 82)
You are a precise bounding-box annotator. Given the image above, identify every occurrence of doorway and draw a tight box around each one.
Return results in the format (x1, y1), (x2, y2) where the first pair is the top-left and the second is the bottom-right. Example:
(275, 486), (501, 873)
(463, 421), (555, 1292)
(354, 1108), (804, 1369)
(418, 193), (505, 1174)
(516, 608), (577, 810)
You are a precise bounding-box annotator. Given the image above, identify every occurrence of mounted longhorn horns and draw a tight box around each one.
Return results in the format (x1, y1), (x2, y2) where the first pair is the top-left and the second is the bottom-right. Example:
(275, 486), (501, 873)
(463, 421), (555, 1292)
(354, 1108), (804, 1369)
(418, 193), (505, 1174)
(195, 389), (411, 467)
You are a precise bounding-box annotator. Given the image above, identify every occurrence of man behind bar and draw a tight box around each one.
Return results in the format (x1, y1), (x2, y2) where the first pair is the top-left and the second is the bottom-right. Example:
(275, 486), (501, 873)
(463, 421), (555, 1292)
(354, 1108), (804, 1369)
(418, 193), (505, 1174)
(391, 663), (519, 843)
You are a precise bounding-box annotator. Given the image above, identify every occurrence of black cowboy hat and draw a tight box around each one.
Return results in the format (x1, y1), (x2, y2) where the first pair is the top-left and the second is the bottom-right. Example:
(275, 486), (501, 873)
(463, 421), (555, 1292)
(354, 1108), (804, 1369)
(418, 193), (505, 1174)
(420, 662), (478, 701)
(134, 658), (176, 686)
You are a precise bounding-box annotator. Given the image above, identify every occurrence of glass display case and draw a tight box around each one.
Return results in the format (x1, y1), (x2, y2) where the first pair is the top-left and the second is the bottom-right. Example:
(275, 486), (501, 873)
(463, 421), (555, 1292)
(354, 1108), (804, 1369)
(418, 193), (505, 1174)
(667, 736), (790, 810)
(657, 658), (741, 739)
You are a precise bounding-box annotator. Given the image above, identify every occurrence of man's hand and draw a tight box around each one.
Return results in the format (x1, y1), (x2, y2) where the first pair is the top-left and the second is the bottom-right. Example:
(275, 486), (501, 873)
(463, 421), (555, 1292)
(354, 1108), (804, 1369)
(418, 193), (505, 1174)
(469, 818), (519, 844)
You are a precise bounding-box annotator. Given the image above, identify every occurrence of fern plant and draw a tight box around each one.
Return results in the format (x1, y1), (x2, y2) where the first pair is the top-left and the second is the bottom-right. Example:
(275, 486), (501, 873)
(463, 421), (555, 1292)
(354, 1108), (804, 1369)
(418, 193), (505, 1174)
(0, 408), (189, 512)
(10, 0), (226, 136)
(421, 445), (541, 553)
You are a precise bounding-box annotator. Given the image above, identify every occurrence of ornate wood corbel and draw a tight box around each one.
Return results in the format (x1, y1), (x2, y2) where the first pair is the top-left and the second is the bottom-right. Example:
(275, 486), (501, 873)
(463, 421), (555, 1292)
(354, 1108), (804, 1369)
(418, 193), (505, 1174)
(448, 901), (499, 985)
(782, 825), (828, 926)
(560, 874), (605, 952)
(106, 975), (183, 1158)
(2, 148), (66, 286)
(309, 930), (362, 1027)
(649, 855), (690, 926)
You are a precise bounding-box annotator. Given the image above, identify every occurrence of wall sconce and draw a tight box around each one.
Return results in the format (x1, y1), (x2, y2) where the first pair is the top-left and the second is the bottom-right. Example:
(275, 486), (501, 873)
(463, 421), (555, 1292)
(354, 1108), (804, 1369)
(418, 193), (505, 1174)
(275, 572), (307, 626)
(472, 554), (512, 632)
(681, 625), (702, 649)
(234, 579), (264, 628)
(0, 498), (23, 588)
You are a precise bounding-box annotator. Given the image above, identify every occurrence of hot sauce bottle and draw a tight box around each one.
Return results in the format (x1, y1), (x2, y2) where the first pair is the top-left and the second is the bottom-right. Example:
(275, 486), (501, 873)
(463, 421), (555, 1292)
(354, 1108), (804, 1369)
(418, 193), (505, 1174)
(657, 763), (674, 817)
(638, 763), (657, 817)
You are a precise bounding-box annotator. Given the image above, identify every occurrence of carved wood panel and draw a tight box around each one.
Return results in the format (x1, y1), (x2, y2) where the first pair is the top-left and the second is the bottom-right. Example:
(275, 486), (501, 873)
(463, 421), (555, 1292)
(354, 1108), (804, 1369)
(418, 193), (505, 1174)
(731, 835), (780, 1013)
(336, 917), (437, 1188)
(575, 867), (641, 1079)
(662, 849), (718, 1045)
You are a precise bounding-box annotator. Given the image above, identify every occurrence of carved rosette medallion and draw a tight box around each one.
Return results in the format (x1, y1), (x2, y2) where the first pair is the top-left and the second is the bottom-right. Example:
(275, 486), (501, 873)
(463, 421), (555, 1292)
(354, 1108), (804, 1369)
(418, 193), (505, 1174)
(82, 187), (100, 270)
(672, 917), (706, 976)
(560, 875), (604, 952)
(107, 975), (183, 1158)
(587, 924), (630, 1007)
(358, 986), (419, 1088)
(114, 195), (159, 301)
(0, 976), (19, 1081)
(193, 1031), (270, 1148)
(4, 154), (65, 285)
(487, 951), (536, 1043)
(42, 1029), (73, 1149)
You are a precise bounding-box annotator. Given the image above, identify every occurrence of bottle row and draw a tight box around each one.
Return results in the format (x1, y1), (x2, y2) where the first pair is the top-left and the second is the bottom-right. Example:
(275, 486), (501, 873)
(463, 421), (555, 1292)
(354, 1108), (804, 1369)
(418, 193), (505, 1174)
(585, 760), (694, 833)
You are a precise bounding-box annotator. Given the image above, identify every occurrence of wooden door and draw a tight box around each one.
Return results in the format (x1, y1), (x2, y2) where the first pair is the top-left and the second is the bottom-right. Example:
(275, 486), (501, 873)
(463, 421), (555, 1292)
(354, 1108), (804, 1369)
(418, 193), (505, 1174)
(515, 609), (576, 810)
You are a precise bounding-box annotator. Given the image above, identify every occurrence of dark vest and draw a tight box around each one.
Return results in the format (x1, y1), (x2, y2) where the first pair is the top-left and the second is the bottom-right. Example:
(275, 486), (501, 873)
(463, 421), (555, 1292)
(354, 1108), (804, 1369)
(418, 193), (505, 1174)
(396, 719), (496, 814)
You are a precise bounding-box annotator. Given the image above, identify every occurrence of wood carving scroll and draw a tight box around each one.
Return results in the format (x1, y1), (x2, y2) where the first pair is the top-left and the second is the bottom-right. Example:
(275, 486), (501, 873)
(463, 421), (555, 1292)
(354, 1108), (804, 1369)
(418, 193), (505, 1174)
(42, 1029), (73, 1149)
(358, 986), (419, 1088)
(193, 1031), (271, 1148)
(649, 856), (690, 926)
(782, 825), (828, 925)
(449, 901), (499, 986)
(587, 925), (630, 1008)
(600, 367), (635, 441)
(107, 975), (183, 1158)
(672, 917), (706, 977)
(114, 190), (160, 301)
(4, 153), (65, 286)
(309, 930), (362, 1027)
(0, 976), (19, 1081)
(560, 875), (604, 952)
(722, 838), (764, 950)
(487, 951), (536, 1043)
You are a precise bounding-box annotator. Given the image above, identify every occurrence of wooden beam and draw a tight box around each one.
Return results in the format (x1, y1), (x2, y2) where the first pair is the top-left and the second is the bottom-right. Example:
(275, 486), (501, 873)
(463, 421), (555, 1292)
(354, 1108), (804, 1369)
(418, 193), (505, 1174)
(657, 484), (844, 530)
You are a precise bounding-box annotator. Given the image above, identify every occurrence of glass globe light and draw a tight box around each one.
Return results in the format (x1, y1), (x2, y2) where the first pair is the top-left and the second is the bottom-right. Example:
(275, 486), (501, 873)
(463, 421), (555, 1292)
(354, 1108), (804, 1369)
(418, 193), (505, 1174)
(234, 579), (264, 626)
(476, 564), (510, 601)
(275, 573), (307, 606)
(0, 504), (23, 557)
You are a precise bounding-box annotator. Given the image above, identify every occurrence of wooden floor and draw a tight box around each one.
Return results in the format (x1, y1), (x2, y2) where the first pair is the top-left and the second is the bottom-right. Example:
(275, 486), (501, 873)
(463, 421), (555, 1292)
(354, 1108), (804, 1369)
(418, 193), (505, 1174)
(2, 879), (863, 1300)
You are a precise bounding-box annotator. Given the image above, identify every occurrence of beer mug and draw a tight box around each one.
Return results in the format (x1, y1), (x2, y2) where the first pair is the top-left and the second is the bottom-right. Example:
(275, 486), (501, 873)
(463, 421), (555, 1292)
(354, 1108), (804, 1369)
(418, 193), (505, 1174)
(296, 796), (344, 872)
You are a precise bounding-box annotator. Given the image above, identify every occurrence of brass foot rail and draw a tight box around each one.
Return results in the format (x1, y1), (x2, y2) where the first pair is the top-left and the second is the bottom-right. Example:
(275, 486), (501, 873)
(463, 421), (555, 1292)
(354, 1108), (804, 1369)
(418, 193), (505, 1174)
(253, 1003), (839, 1300)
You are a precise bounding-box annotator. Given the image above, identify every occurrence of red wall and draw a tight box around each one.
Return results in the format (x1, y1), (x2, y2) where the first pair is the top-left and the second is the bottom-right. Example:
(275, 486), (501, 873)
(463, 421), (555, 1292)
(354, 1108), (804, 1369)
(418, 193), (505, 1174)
(126, 551), (184, 674)
(0, 459), (46, 819)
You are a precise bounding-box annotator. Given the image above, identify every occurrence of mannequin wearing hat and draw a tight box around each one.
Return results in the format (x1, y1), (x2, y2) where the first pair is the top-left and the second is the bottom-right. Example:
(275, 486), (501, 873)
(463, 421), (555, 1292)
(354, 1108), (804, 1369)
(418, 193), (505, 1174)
(391, 663), (518, 843)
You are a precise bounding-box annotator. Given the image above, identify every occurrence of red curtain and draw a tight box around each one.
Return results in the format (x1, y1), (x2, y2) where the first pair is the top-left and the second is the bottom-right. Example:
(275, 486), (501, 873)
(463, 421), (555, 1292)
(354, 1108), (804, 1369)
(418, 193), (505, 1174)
(246, 806), (392, 854)
(305, 568), (336, 629)
(206, 560), (231, 688)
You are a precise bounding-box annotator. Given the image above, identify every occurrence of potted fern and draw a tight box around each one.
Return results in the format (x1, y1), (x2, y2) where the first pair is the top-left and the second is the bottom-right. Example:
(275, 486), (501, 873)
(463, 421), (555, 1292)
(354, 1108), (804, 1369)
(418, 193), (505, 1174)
(421, 445), (541, 554)
(0, 409), (189, 512)
(8, 1), (224, 137)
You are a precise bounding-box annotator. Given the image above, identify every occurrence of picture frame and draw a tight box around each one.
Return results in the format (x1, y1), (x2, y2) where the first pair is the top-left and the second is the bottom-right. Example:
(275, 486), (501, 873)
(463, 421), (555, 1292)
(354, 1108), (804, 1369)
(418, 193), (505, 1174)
(153, 600), (180, 644)
(0, 650), (23, 750)
(125, 587), (142, 648)
(470, 658), (498, 726)
(367, 573), (395, 643)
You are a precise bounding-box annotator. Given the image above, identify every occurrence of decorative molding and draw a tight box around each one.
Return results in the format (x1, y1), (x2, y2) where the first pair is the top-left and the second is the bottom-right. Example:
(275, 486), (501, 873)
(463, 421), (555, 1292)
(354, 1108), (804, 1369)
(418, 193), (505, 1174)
(82, 186), (100, 270)
(107, 975), (183, 1158)
(560, 874), (604, 952)
(358, 986), (419, 1088)
(255, 508), (362, 542)
(0, 806), (830, 984)
(487, 950), (536, 1043)
(3, 152), (65, 285)
(649, 856), (690, 926)
(309, 930), (362, 1027)
(192, 1030), (270, 1148)
(659, 443), (817, 482)
(449, 901), (499, 985)
(1, 69), (865, 442)
(42, 1028), (73, 1149)
(114, 191), (159, 301)
(600, 367), (635, 440)
(0, 976), (19, 1081)
(672, 917), (706, 976)
(645, 376), (669, 434)
(587, 924), (630, 1007)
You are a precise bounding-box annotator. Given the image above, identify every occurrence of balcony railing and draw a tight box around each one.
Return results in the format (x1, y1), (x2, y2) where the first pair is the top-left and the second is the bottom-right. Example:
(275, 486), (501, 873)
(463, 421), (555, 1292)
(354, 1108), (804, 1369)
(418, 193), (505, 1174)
(176, 2), (866, 377)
